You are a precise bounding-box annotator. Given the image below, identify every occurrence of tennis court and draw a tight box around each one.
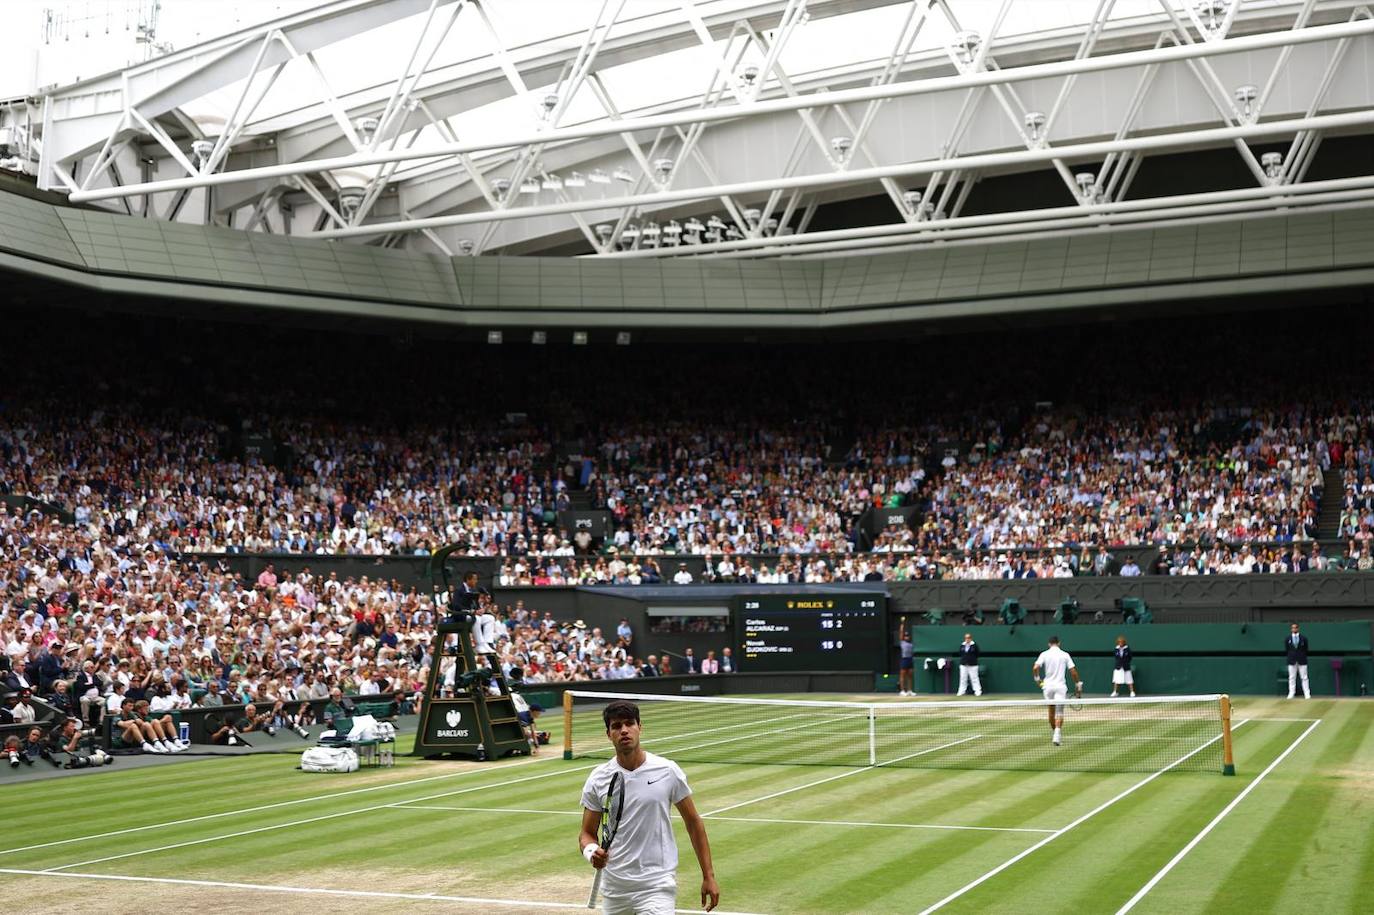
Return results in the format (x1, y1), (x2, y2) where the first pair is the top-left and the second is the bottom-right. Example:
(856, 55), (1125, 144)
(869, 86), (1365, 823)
(2, 695), (1369, 914)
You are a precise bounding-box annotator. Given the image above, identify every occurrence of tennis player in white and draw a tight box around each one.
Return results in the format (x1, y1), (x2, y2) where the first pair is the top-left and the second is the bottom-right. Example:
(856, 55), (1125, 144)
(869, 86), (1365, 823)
(1032, 636), (1082, 746)
(580, 700), (719, 914)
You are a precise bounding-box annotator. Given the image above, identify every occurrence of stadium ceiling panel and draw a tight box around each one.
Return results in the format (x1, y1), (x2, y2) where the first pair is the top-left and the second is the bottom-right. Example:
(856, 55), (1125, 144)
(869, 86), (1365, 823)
(13, 0), (1374, 259)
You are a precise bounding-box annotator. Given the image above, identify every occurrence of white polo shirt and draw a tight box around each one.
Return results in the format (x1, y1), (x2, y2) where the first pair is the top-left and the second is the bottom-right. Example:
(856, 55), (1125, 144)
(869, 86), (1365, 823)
(581, 752), (691, 895)
(1035, 645), (1075, 690)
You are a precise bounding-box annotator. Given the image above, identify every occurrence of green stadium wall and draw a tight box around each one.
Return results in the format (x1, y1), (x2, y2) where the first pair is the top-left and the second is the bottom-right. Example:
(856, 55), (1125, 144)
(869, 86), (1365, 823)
(906, 623), (1373, 698)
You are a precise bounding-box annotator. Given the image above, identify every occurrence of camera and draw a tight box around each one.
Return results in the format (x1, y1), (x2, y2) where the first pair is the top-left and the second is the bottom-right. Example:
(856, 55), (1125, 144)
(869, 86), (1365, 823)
(40, 747), (61, 767)
(294, 725), (310, 739)
(264, 725), (277, 737)
(6, 748), (31, 768)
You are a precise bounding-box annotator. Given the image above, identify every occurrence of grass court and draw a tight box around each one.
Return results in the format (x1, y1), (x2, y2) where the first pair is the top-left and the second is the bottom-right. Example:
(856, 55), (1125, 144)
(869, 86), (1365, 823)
(1, 695), (1370, 914)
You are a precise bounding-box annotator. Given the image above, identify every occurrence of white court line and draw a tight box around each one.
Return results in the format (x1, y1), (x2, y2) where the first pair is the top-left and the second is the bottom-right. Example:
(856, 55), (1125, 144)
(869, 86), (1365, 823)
(390, 804), (1051, 834)
(43, 718), (860, 873)
(704, 815), (1055, 834)
(45, 763), (596, 873)
(703, 735), (981, 817)
(0, 750), (558, 858)
(391, 804), (583, 816)
(916, 720), (1250, 915)
(0, 868), (767, 915)
(1114, 718), (1322, 914)
(2, 707), (792, 861)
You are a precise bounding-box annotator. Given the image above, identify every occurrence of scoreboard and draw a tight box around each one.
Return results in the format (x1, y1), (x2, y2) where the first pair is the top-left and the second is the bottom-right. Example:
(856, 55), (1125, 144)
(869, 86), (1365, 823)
(733, 592), (887, 672)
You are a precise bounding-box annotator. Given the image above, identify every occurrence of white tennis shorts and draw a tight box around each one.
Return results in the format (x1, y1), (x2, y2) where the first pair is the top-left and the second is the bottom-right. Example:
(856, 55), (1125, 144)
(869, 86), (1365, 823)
(601, 887), (676, 915)
(1043, 684), (1067, 713)
(1112, 669), (1134, 685)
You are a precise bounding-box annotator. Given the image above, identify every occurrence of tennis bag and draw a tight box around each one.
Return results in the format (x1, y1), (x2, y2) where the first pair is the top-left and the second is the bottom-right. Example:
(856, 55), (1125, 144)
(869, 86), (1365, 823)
(300, 746), (359, 773)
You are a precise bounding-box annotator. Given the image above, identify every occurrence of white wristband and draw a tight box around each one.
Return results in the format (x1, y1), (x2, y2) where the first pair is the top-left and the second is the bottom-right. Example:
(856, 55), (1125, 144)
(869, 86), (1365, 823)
(583, 844), (600, 862)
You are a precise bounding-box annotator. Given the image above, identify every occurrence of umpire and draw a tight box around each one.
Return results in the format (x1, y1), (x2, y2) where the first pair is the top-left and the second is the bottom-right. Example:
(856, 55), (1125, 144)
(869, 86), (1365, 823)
(1285, 622), (1311, 699)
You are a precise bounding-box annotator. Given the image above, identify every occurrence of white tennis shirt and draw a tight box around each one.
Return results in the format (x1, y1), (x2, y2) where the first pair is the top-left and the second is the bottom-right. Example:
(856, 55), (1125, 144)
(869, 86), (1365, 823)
(1035, 645), (1076, 689)
(581, 752), (692, 895)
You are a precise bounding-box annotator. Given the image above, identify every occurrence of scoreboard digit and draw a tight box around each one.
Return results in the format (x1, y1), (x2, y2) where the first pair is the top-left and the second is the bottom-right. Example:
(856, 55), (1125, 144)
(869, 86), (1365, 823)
(733, 592), (887, 672)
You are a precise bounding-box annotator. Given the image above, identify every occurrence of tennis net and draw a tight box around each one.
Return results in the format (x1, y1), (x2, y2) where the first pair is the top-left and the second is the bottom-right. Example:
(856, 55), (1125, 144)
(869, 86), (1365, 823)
(563, 691), (1235, 774)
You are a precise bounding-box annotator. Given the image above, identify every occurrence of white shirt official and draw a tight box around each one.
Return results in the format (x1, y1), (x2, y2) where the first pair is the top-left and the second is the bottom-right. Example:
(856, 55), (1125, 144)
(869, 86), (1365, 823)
(581, 752), (692, 896)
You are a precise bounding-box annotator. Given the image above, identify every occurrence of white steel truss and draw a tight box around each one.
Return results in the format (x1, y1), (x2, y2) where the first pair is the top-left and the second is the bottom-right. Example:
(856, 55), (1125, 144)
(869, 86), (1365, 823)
(15, 0), (1374, 260)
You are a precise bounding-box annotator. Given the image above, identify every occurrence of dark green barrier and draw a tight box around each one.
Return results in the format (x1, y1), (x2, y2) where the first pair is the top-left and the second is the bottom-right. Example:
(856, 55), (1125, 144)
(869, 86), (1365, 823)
(909, 623), (1372, 696)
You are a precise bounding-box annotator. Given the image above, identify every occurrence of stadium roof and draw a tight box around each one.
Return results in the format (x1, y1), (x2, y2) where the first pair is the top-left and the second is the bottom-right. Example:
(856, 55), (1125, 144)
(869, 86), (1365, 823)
(4, 0), (1374, 261)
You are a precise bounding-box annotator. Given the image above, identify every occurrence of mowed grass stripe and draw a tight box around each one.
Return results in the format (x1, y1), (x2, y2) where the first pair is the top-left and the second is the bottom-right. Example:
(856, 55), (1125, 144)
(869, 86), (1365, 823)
(1191, 708), (1370, 915)
(25, 761), (600, 872)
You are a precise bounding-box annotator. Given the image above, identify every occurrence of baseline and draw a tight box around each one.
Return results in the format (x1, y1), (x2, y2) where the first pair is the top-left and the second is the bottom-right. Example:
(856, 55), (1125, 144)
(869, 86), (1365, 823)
(1114, 718), (1322, 914)
(0, 867), (767, 915)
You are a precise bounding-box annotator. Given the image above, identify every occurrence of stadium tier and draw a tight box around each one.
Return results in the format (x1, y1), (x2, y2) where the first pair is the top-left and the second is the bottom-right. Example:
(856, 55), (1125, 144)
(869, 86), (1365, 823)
(563, 691), (1233, 774)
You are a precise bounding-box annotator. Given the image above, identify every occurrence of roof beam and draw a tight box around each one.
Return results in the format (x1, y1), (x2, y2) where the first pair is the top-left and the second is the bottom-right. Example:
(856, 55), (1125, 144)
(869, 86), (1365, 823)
(64, 16), (1374, 205)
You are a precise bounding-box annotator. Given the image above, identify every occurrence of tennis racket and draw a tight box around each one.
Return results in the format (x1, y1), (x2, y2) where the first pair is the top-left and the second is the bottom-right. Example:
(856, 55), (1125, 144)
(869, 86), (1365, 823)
(1069, 684), (1086, 711)
(587, 771), (625, 908)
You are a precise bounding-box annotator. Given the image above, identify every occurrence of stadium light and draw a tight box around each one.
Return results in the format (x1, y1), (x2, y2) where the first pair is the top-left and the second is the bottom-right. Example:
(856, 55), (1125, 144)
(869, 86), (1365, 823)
(739, 64), (760, 87)
(541, 93), (559, 119)
(519, 177), (540, 195)
(616, 332), (631, 346)
(456, 239), (475, 255)
(191, 139), (215, 171)
(1024, 111), (1046, 144)
(830, 135), (853, 163)
(952, 30), (981, 65)
(530, 330), (547, 345)
(1234, 85), (1258, 121)
(1262, 151), (1284, 181)
(902, 189), (923, 214)
(492, 177), (512, 201)
(588, 169), (611, 185)
(613, 166), (634, 182)
(355, 116), (379, 147)
(653, 158), (675, 185)
(594, 223), (614, 245)
(565, 171), (587, 188)
(486, 330), (503, 345)
(572, 331), (588, 345)
(541, 173), (563, 191)
(1075, 171), (1097, 201)
(337, 187), (364, 221)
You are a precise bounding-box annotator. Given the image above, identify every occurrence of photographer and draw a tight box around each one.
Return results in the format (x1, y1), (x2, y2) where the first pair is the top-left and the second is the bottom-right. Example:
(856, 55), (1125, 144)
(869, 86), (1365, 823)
(235, 702), (278, 739)
(43, 718), (85, 767)
(18, 726), (46, 765)
(4, 734), (29, 768)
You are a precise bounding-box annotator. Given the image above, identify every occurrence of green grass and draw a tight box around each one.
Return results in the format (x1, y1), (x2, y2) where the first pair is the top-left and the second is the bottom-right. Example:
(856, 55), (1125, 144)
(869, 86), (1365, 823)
(1, 696), (1370, 914)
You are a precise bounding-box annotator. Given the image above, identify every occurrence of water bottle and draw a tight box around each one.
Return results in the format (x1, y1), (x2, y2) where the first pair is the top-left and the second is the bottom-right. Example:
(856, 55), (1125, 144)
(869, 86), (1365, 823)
(179, 722), (191, 744)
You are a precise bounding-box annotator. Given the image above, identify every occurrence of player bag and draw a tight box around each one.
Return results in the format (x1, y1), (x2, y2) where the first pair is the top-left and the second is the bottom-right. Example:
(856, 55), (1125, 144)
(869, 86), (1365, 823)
(299, 746), (359, 773)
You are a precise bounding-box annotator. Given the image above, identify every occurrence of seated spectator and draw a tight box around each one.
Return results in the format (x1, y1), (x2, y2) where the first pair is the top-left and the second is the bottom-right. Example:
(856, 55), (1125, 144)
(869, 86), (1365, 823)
(115, 700), (185, 754)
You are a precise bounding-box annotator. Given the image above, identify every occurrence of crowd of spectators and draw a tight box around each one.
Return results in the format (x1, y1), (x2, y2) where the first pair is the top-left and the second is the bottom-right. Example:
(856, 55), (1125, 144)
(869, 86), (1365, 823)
(7, 306), (1374, 768)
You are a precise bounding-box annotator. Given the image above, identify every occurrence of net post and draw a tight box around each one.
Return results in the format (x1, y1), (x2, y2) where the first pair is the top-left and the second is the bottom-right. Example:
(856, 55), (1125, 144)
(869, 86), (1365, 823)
(1219, 693), (1236, 776)
(563, 690), (575, 761)
(868, 706), (877, 766)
